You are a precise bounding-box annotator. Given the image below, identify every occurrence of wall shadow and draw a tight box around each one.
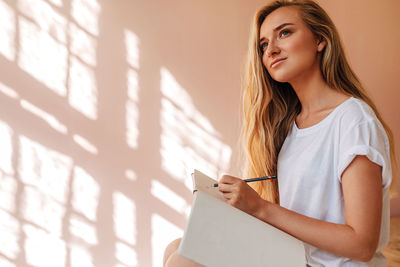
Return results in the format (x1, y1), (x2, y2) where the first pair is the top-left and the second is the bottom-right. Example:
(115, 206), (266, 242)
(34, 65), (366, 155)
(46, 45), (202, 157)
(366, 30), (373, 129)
(0, 0), (269, 266)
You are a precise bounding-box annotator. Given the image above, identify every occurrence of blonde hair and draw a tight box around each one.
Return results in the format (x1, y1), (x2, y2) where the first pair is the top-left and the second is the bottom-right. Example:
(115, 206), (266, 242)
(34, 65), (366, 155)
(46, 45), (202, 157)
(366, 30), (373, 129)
(241, 0), (397, 203)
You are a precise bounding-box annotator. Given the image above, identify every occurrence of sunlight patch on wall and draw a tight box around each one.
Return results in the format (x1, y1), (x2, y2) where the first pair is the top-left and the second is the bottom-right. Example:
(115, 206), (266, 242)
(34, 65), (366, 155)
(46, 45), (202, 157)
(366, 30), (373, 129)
(0, 121), (14, 175)
(160, 67), (232, 188)
(0, 88), (68, 134)
(0, 256), (15, 267)
(17, 136), (73, 266)
(151, 214), (183, 267)
(125, 30), (140, 69)
(69, 22), (97, 66)
(72, 166), (100, 221)
(0, 173), (17, 213)
(68, 217), (96, 267)
(18, 137), (71, 237)
(125, 30), (140, 149)
(73, 134), (98, 154)
(18, 136), (72, 204)
(68, 0), (99, 120)
(115, 264), (135, 267)
(0, 82), (19, 99)
(24, 223), (66, 267)
(0, 0), (15, 61)
(115, 242), (137, 267)
(18, 0), (68, 96)
(69, 215), (98, 245)
(151, 180), (189, 215)
(127, 70), (139, 102)
(125, 169), (137, 181)
(0, 122), (19, 262)
(70, 244), (94, 267)
(71, 0), (101, 36)
(126, 70), (140, 149)
(48, 0), (63, 7)
(113, 192), (136, 245)
(22, 185), (65, 236)
(18, 0), (67, 43)
(68, 56), (98, 120)
(21, 100), (68, 134)
(160, 68), (217, 135)
(113, 192), (137, 267)
(0, 210), (20, 260)
(18, 0), (100, 118)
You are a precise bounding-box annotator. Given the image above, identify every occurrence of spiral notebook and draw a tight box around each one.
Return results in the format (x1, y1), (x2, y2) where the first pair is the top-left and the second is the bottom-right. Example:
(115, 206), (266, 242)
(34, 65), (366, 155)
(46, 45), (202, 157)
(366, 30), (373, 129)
(178, 169), (305, 267)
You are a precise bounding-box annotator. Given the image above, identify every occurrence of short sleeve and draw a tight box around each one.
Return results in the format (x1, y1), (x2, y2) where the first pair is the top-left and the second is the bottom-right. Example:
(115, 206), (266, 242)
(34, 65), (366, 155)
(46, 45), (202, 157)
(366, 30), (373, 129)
(337, 119), (392, 188)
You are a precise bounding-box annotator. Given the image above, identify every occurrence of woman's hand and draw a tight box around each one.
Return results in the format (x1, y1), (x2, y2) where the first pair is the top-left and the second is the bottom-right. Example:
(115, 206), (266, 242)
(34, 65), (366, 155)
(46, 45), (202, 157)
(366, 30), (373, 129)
(217, 175), (265, 217)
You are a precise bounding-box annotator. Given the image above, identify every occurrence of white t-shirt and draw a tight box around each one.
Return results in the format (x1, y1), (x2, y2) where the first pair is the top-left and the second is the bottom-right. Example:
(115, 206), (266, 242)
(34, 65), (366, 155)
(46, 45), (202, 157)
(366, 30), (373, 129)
(277, 97), (392, 267)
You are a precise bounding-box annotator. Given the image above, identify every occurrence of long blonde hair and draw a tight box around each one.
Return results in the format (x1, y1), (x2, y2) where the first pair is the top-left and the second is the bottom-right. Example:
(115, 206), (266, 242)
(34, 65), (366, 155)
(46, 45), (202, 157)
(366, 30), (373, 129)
(241, 0), (397, 203)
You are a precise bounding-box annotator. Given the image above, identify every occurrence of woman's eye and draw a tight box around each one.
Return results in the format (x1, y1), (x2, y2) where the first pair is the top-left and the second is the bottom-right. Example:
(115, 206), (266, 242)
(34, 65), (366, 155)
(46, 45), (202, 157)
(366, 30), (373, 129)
(280, 29), (291, 37)
(261, 42), (268, 51)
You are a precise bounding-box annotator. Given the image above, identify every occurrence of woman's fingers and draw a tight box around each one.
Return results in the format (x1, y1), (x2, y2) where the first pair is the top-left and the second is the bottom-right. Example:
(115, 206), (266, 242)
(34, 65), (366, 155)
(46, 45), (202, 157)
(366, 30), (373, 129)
(218, 174), (239, 185)
(218, 176), (243, 193)
(218, 183), (232, 193)
(217, 174), (263, 216)
(221, 192), (234, 200)
(217, 175), (237, 194)
(218, 175), (245, 203)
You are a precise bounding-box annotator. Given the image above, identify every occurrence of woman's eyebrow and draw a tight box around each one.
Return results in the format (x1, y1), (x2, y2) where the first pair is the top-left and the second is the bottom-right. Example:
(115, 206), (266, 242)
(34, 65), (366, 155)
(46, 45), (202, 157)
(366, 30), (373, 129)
(260, 22), (295, 43)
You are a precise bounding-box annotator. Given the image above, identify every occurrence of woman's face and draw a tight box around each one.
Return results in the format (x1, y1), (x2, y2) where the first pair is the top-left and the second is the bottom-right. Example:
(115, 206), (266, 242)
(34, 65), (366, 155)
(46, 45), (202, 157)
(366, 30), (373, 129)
(259, 6), (326, 83)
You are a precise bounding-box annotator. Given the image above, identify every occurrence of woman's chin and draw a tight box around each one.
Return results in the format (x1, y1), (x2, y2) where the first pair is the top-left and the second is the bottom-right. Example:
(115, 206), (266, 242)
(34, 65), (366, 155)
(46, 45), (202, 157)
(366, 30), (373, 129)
(270, 74), (289, 83)
(269, 70), (298, 84)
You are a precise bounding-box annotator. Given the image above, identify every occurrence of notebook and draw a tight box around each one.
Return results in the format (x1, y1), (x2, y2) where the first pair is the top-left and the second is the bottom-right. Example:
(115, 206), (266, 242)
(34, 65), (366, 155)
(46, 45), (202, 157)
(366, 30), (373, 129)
(178, 169), (305, 267)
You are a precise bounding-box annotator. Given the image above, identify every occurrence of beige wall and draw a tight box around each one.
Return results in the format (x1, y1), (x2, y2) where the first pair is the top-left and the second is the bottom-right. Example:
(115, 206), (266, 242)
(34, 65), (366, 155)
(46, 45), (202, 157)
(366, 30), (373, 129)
(0, 0), (398, 266)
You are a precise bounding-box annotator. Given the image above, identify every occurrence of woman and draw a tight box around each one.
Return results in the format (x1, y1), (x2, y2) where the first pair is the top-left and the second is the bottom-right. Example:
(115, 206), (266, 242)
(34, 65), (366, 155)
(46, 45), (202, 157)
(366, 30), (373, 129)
(163, 0), (397, 266)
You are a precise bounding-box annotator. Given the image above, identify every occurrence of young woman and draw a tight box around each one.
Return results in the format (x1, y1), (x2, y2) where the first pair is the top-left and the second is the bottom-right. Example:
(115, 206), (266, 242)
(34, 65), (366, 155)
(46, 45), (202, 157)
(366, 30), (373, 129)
(163, 0), (397, 266)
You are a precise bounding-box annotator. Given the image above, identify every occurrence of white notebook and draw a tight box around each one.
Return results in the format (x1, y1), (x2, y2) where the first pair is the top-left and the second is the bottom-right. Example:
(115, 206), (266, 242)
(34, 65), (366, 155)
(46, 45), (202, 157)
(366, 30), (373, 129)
(178, 169), (305, 267)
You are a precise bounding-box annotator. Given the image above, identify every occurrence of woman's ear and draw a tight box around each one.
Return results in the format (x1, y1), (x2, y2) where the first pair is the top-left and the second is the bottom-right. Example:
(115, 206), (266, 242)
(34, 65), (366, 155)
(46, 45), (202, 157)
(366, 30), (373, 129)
(317, 37), (327, 52)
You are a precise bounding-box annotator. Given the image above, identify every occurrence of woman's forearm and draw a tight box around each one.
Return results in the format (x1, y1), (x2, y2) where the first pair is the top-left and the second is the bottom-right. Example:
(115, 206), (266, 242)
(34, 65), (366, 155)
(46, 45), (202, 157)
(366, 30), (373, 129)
(255, 201), (379, 262)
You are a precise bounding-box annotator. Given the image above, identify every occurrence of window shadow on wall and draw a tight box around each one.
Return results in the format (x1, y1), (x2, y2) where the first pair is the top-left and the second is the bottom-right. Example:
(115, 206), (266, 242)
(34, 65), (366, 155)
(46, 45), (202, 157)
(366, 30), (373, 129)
(0, 0), (239, 266)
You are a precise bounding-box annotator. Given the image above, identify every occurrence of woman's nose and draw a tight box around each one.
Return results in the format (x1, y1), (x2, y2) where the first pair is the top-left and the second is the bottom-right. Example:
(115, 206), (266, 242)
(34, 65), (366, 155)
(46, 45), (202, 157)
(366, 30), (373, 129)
(266, 41), (280, 56)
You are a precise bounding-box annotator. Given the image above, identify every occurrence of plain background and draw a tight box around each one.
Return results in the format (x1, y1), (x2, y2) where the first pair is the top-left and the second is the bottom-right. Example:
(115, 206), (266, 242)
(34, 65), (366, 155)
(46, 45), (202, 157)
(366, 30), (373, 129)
(0, 0), (398, 267)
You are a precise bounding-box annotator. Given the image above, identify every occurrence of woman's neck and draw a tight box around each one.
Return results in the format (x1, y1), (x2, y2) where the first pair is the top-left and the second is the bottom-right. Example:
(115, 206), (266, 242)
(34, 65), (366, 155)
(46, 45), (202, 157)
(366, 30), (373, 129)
(289, 68), (347, 116)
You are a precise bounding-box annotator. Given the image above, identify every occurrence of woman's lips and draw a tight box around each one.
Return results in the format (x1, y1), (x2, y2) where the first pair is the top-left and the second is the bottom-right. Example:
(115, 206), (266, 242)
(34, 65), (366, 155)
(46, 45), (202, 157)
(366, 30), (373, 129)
(270, 58), (286, 68)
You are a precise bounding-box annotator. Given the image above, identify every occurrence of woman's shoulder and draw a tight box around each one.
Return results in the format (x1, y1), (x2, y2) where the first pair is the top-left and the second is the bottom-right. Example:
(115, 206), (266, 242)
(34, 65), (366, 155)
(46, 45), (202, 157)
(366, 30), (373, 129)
(336, 97), (380, 126)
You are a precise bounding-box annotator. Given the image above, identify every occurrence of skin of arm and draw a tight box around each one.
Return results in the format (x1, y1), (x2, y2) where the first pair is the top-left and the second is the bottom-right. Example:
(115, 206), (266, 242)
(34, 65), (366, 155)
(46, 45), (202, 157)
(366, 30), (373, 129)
(218, 155), (382, 262)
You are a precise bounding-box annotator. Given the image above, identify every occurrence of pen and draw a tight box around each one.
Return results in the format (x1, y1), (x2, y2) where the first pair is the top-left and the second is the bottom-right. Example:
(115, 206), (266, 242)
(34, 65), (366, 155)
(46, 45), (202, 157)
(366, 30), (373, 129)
(213, 175), (277, 187)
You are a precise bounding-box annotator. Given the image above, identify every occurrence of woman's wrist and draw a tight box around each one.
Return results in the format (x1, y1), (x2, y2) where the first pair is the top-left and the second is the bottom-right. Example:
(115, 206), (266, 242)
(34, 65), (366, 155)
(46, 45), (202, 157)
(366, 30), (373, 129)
(253, 198), (271, 222)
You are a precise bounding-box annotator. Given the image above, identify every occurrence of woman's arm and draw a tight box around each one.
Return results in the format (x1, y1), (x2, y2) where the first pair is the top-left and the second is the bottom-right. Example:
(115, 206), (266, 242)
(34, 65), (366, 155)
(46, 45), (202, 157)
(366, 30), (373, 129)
(218, 155), (382, 262)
